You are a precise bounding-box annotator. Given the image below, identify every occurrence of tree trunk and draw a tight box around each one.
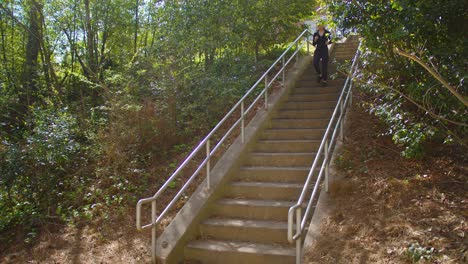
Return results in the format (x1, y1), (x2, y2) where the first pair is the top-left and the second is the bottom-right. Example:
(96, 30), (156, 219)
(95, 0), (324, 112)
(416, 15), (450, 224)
(21, 0), (42, 108)
(36, 2), (58, 91)
(0, 13), (12, 86)
(134, 0), (139, 54)
(255, 41), (260, 64)
(84, 0), (97, 75)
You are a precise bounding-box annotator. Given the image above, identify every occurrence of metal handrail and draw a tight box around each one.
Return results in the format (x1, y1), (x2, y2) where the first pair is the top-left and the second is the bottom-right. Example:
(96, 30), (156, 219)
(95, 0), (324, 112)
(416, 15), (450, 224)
(136, 29), (313, 263)
(287, 40), (362, 264)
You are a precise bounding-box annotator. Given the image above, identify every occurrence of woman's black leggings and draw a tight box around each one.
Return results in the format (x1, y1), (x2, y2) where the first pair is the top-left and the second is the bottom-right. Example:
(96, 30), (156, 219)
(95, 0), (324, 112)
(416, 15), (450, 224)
(313, 48), (329, 80)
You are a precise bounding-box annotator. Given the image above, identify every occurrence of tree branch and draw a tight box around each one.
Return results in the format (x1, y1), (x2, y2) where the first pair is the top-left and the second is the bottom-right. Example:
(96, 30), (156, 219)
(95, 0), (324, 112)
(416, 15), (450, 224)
(393, 47), (468, 107)
(337, 69), (468, 127)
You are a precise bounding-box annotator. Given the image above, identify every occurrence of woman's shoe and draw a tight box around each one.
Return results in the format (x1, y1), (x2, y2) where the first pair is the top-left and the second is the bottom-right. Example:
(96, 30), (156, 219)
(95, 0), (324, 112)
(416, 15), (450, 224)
(321, 80), (327, 87)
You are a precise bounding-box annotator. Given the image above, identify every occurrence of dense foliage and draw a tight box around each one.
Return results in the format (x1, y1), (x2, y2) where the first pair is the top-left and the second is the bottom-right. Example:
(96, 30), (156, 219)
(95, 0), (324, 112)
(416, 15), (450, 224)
(326, 0), (467, 157)
(0, 0), (313, 244)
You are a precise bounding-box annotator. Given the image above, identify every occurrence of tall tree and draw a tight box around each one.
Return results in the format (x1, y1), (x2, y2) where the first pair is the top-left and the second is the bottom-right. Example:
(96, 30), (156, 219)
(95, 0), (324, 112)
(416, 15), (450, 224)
(326, 0), (467, 156)
(22, 0), (42, 108)
(134, 0), (139, 54)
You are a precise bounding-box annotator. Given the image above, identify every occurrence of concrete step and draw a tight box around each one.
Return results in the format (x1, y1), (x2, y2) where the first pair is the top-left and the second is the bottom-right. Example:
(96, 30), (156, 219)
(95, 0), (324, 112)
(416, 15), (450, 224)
(334, 46), (358, 52)
(212, 198), (296, 221)
(335, 58), (354, 62)
(270, 118), (329, 129)
(334, 51), (357, 56)
(334, 53), (355, 58)
(243, 152), (315, 167)
(185, 240), (295, 264)
(335, 48), (356, 51)
(334, 58), (354, 63)
(262, 128), (326, 140)
(337, 42), (358, 46)
(334, 53), (356, 57)
(333, 45), (357, 52)
(275, 109), (333, 119)
(298, 77), (342, 84)
(335, 43), (358, 49)
(334, 49), (356, 53)
(226, 181), (305, 200)
(292, 86), (341, 94)
(199, 218), (290, 244)
(282, 100), (337, 110)
(289, 92), (340, 102)
(236, 166), (310, 183)
(254, 139), (321, 152)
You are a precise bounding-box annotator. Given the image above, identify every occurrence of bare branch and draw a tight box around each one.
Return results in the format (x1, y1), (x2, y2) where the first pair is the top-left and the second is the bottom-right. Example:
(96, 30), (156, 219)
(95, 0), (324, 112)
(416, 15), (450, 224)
(393, 47), (468, 107)
(337, 69), (468, 127)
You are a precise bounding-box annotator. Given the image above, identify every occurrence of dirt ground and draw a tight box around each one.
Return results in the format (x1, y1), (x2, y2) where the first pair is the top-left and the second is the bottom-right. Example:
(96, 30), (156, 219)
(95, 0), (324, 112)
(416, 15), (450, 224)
(304, 94), (467, 264)
(0, 213), (153, 263)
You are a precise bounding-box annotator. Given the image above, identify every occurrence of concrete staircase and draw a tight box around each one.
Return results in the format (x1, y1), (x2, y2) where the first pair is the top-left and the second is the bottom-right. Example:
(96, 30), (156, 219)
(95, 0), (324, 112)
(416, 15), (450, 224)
(183, 37), (359, 264)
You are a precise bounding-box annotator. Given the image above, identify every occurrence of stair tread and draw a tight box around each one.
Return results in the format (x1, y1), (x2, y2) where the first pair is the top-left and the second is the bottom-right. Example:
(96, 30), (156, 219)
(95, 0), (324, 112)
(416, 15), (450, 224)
(202, 218), (288, 230)
(231, 181), (303, 188)
(186, 239), (295, 256)
(277, 109), (334, 113)
(280, 108), (336, 111)
(217, 198), (296, 207)
(296, 86), (342, 90)
(265, 128), (326, 131)
(289, 92), (340, 96)
(258, 139), (321, 143)
(272, 118), (329, 120)
(285, 99), (337, 102)
(292, 89), (341, 93)
(249, 152), (316, 156)
(293, 87), (341, 90)
(278, 107), (334, 110)
(241, 166), (310, 171)
(288, 97), (340, 100)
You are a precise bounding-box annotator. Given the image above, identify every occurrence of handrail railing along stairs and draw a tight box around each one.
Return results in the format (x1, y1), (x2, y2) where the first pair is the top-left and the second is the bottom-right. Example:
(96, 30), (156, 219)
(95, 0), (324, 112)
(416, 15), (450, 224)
(287, 40), (362, 264)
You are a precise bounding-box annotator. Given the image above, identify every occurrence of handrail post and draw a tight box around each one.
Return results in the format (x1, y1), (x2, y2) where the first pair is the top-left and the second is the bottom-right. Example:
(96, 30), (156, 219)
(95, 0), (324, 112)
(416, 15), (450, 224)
(340, 100), (344, 141)
(282, 56), (286, 87)
(295, 207), (302, 264)
(151, 200), (157, 264)
(295, 42), (299, 65)
(206, 139), (211, 188)
(264, 76), (268, 109)
(324, 140), (329, 193)
(306, 35), (310, 55)
(241, 101), (245, 143)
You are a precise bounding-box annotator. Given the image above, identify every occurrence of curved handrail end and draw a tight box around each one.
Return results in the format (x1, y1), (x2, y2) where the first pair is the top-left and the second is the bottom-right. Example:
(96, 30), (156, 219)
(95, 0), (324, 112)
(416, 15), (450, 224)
(136, 197), (156, 231)
(287, 204), (300, 243)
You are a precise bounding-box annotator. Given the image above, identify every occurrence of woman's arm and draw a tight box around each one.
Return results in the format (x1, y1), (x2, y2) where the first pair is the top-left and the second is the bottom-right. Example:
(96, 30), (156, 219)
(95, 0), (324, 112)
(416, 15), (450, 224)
(312, 32), (318, 46)
(325, 31), (332, 45)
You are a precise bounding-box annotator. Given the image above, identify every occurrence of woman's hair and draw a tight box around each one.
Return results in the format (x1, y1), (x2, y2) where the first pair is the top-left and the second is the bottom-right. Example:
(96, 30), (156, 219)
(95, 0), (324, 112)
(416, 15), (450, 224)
(317, 20), (326, 29)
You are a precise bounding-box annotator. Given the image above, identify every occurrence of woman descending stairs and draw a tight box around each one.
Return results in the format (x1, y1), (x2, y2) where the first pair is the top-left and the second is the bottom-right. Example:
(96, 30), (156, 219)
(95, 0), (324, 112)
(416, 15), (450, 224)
(183, 37), (360, 264)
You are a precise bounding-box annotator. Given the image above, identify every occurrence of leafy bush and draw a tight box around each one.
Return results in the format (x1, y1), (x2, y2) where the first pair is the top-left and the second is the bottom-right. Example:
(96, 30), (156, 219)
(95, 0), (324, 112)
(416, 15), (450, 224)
(406, 242), (436, 263)
(0, 105), (88, 242)
(327, 0), (468, 157)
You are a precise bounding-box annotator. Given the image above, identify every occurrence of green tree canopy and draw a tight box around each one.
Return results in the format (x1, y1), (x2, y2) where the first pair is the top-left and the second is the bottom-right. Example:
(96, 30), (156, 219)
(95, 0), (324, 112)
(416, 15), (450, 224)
(327, 0), (467, 157)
